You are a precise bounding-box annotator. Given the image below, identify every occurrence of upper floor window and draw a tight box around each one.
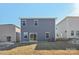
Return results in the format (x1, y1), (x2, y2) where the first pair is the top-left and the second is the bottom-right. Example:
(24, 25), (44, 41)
(34, 20), (38, 26)
(22, 20), (26, 26)
(71, 30), (74, 36)
(22, 21), (25, 25)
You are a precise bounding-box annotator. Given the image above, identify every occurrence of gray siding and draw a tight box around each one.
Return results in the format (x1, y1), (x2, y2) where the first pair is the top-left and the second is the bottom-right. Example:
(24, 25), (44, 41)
(0, 24), (20, 42)
(21, 18), (55, 42)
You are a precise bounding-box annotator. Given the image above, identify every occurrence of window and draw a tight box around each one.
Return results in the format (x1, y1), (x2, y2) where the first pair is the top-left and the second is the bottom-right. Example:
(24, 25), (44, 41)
(71, 31), (74, 36)
(34, 20), (38, 26)
(7, 36), (11, 42)
(57, 34), (59, 37)
(23, 32), (28, 38)
(45, 32), (50, 39)
(22, 20), (26, 26)
(65, 30), (67, 33)
(22, 21), (25, 25)
(56, 28), (57, 30)
(30, 33), (37, 40)
(76, 31), (79, 37)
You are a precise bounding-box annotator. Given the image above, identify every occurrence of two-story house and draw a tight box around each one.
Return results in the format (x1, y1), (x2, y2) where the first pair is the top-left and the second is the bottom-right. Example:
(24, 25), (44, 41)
(56, 16), (79, 39)
(21, 17), (55, 43)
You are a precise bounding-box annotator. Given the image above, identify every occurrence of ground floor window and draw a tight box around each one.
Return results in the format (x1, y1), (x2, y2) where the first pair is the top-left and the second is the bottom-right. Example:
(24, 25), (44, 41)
(76, 31), (79, 37)
(7, 36), (11, 42)
(71, 30), (74, 36)
(23, 32), (28, 39)
(45, 32), (50, 39)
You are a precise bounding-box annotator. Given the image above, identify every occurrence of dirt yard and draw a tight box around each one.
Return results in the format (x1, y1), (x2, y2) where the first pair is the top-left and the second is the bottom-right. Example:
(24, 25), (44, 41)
(0, 42), (79, 55)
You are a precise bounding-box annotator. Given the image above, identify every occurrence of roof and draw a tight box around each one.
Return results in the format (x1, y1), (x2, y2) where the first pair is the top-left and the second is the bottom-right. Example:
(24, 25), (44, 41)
(20, 17), (57, 20)
(57, 16), (79, 26)
(0, 24), (20, 29)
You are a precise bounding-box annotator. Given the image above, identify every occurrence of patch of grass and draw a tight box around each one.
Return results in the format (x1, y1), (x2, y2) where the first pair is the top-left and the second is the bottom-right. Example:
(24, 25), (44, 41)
(0, 43), (79, 55)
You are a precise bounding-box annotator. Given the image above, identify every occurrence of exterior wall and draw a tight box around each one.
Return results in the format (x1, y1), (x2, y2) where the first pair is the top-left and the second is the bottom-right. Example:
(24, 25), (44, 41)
(15, 27), (21, 42)
(0, 24), (16, 42)
(0, 24), (20, 42)
(56, 16), (79, 39)
(56, 18), (68, 39)
(67, 17), (79, 39)
(21, 18), (55, 42)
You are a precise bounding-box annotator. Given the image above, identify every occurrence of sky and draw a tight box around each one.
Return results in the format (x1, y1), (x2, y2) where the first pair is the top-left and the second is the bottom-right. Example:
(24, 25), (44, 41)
(0, 3), (78, 27)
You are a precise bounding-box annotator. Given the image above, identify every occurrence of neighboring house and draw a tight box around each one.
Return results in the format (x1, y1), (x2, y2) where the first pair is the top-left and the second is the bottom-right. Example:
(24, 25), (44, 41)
(21, 17), (55, 42)
(0, 24), (20, 42)
(56, 16), (79, 39)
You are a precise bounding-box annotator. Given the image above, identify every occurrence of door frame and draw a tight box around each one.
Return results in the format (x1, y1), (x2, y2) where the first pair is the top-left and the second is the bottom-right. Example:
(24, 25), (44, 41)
(29, 32), (37, 42)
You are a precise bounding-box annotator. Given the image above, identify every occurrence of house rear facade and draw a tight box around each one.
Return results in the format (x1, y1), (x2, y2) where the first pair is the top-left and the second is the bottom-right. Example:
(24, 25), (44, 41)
(21, 18), (55, 42)
(56, 16), (79, 39)
(0, 24), (20, 42)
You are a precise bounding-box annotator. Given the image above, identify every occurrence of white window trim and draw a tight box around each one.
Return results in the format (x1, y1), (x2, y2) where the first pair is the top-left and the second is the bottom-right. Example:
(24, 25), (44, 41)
(45, 32), (50, 40)
(21, 20), (27, 26)
(76, 31), (79, 37)
(34, 20), (38, 26)
(23, 32), (28, 39)
(71, 30), (74, 36)
(29, 32), (38, 41)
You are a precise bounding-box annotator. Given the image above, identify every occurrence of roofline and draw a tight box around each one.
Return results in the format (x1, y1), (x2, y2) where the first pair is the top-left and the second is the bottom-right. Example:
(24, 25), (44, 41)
(19, 16), (57, 18)
(19, 17), (57, 20)
(57, 17), (67, 26)
(13, 24), (20, 29)
(0, 24), (20, 29)
(57, 16), (79, 26)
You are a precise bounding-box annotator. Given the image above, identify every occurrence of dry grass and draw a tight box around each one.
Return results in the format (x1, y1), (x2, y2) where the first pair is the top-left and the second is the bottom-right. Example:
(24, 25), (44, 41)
(0, 44), (79, 55)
